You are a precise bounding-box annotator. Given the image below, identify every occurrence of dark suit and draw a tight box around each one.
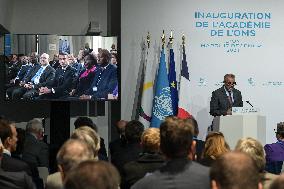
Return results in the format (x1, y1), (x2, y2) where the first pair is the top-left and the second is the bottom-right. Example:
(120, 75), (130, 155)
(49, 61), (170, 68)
(210, 86), (243, 116)
(131, 158), (210, 189)
(39, 65), (76, 99)
(1, 153), (32, 176)
(122, 153), (164, 189)
(22, 133), (49, 168)
(11, 65), (55, 100)
(86, 64), (118, 99)
(0, 168), (36, 189)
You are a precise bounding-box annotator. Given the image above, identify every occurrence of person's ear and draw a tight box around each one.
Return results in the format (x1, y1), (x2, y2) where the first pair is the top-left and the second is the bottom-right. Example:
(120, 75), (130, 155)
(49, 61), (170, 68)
(258, 182), (263, 189)
(188, 140), (196, 160)
(211, 180), (219, 189)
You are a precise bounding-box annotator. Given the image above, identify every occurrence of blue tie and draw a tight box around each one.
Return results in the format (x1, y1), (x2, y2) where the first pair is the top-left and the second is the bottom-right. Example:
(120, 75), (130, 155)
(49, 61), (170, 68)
(31, 67), (44, 83)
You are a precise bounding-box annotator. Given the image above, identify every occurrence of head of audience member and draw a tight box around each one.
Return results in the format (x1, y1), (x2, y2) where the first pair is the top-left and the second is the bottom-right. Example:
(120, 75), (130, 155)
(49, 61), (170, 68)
(0, 119), (18, 153)
(56, 139), (94, 181)
(30, 52), (38, 64)
(59, 52), (69, 69)
(116, 120), (128, 137)
(269, 174), (284, 189)
(68, 54), (76, 64)
(19, 55), (28, 65)
(74, 116), (98, 132)
(78, 49), (90, 62)
(275, 122), (284, 141)
(160, 116), (195, 160)
(71, 126), (100, 160)
(184, 116), (199, 137)
(64, 160), (120, 189)
(10, 54), (18, 63)
(98, 49), (111, 66)
(84, 54), (97, 70)
(125, 120), (144, 144)
(26, 118), (44, 141)
(235, 137), (265, 172)
(141, 128), (160, 153)
(111, 53), (118, 65)
(210, 151), (261, 189)
(202, 132), (230, 160)
(0, 138), (4, 162)
(52, 54), (59, 61)
(223, 73), (236, 92)
(40, 53), (49, 66)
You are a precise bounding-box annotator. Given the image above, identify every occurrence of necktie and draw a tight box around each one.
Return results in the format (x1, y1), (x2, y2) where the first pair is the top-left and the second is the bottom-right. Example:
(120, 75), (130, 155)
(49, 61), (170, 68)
(228, 91), (233, 106)
(31, 67), (44, 83)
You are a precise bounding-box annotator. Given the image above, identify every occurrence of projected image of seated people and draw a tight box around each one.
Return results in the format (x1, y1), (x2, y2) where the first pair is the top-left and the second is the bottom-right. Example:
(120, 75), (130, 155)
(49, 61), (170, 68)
(4, 34), (119, 101)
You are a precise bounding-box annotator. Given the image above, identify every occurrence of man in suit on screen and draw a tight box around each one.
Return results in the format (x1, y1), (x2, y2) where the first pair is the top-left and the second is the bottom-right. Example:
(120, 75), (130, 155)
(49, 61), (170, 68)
(210, 73), (243, 116)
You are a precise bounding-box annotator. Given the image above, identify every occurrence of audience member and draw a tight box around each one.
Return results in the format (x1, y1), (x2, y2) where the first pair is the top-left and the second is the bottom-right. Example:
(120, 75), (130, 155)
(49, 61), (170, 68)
(73, 116), (107, 160)
(70, 54), (97, 97)
(112, 120), (144, 175)
(0, 119), (32, 176)
(132, 117), (210, 189)
(210, 151), (262, 189)
(264, 122), (284, 174)
(70, 126), (100, 160)
(123, 128), (164, 189)
(200, 131), (230, 167)
(46, 139), (94, 189)
(185, 116), (205, 162)
(80, 49), (118, 100)
(64, 160), (120, 189)
(0, 137), (36, 189)
(38, 52), (76, 99)
(235, 137), (279, 189)
(109, 120), (128, 157)
(22, 118), (49, 168)
(49, 54), (59, 70)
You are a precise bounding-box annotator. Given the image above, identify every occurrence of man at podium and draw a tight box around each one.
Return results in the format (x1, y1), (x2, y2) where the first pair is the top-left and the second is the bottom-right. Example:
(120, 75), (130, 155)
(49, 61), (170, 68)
(210, 74), (243, 116)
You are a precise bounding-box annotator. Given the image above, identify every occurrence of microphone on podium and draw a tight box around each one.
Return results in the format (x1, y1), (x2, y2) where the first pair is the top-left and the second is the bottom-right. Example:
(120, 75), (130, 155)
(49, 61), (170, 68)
(246, 100), (254, 108)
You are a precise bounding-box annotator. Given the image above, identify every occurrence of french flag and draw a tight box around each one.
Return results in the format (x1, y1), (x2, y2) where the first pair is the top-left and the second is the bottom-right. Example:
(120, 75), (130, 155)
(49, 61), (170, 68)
(177, 45), (191, 119)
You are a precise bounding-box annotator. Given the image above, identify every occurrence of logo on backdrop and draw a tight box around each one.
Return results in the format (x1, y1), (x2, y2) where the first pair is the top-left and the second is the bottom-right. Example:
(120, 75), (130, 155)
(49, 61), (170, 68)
(152, 87), (173, 120)
(198, 78), (207, 86)
(248, 77), (256, 86)
(262, 81), (284, 86)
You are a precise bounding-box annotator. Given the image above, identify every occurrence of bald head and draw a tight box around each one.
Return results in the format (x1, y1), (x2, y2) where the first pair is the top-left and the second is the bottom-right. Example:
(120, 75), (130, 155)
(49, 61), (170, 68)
(210, 152), (260, 189)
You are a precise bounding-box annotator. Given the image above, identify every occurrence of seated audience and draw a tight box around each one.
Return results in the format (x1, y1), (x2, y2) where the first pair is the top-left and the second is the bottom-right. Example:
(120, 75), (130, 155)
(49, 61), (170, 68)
(235, 137), (279, 189)
(74, 116), (107, 160)
(111, 120), (144, 175)
(46, 139), (94, 189)
(80, 49), (118, 100)
(264, 122), (284, 174)
(65, 160), (120, 189)
(69, 53), (97, 97)
(0, 136), (35, 189)
(210, 151), (262, 189)
(38, 52), (76, 99)
(49, 54), (59, 70)
(123, 128), (164, 189)
(132, 116), (210, 189)
(200, 131), (230, 167)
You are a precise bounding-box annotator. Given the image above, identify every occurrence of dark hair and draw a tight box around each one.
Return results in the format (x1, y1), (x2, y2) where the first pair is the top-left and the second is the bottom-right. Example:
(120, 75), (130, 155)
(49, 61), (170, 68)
(160, 117), (193, 158)
(0, 119), (13, 144)
(74, 117), (98, 132)
(210, 152), (260, 189)
(100, 49), (111, 62)
(84, 54), (97, 66)
(185, 116), (199, 137)
(223, 73), (235, 82)
(65, 160), (120, 189)
(125, 120), (144, 143)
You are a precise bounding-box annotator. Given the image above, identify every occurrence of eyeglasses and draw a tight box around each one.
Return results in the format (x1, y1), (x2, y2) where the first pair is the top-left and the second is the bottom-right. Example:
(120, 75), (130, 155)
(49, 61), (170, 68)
(226, 82), (236, 85)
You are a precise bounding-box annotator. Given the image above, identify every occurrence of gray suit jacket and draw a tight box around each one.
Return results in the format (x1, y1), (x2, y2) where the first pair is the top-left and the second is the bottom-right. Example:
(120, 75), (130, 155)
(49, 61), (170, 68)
(131, 158), (210, 189)
(0, 169), (35, 189)
(210, 86), (243, 116)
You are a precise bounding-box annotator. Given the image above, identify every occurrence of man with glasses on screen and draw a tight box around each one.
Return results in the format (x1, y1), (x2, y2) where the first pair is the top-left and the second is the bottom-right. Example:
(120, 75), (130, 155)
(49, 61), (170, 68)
(210, 74), (243, 116)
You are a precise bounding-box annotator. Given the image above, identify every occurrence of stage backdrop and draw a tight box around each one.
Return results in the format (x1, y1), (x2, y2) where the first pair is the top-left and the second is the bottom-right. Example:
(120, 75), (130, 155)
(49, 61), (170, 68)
(122, 0), (284, 144)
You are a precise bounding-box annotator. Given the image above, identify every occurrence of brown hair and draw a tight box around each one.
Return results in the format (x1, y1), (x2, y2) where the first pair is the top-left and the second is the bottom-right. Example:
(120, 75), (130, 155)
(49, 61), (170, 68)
(141, 128), (160, 153)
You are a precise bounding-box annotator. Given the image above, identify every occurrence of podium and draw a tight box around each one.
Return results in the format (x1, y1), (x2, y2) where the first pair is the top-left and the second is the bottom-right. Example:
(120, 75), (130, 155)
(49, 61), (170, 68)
(212, 114), (266, 149)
